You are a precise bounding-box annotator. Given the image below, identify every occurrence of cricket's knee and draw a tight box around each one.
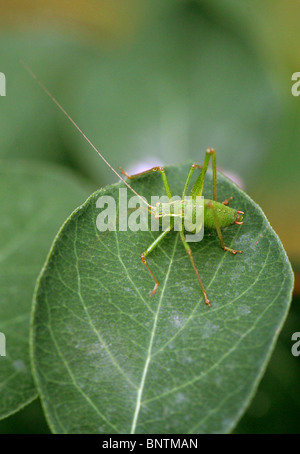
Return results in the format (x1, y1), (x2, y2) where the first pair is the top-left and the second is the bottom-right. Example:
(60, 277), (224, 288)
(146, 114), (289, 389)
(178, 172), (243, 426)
(206, 147), (215, 155)
(191, 163), (202, 169)
(151, 166), (164, 173)
(186, 248), (192, 256)
(151, 166), (165, 173)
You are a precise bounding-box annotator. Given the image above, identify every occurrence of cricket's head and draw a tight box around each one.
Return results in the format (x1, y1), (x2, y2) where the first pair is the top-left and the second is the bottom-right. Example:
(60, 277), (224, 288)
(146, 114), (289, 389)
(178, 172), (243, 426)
(234, 210), (244, 225)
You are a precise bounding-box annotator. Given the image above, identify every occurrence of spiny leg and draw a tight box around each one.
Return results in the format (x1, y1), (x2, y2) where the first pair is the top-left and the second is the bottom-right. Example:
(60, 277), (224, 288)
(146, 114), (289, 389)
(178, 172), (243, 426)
(141, 226), (172, 297)
(206, 201), (242, 254)
(119, 166), (172, 200)
(179, 231), (210, 306)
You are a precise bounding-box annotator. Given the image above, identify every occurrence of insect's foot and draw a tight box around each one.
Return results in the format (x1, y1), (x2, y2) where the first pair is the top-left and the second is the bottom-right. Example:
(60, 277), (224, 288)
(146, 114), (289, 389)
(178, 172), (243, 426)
(149, 284), (159, 297)
(222, 196), (233, 206)
(204, 297), (211, 307)
(118, 166), (130, 178)
(224, 247), (242, 255)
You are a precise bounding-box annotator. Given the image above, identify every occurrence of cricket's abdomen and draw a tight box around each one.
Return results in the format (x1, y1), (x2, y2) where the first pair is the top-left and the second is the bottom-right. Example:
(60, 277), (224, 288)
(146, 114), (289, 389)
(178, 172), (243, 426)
(204, 199), (238, 228)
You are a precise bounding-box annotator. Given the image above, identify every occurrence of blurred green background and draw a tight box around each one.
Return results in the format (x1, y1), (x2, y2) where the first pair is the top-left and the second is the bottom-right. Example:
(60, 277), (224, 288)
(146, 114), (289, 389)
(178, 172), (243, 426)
(0, 0), (299, 433)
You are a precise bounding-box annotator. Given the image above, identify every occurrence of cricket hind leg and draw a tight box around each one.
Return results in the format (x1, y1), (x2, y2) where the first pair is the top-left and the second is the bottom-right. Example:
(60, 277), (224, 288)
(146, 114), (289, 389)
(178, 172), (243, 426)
(179, 231), (211, 306)
(206, 201), (242, 255)
(190, 148), (217, 201)
(181, 164), (202, 198)
(141, 227), (172, 297)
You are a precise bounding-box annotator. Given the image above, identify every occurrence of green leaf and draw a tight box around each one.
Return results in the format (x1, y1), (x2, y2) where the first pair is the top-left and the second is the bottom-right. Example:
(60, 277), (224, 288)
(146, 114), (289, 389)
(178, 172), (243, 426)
(31, 163), (294, 434)
(0, 160), (91, 420)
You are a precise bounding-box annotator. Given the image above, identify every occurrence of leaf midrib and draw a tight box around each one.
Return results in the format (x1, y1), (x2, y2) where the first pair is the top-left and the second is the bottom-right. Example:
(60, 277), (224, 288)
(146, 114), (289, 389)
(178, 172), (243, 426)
(130, 233), (180, 434)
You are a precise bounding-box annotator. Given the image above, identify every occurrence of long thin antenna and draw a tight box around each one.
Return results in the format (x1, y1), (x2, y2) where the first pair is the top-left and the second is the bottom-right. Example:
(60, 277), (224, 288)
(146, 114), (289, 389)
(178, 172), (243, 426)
(20, 60), (152, 209)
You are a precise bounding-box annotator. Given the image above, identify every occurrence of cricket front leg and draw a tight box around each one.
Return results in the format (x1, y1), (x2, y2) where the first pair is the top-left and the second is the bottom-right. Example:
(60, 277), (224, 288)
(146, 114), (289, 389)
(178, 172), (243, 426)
(141, 227), (172, 297)
(206, 201), (242, 255)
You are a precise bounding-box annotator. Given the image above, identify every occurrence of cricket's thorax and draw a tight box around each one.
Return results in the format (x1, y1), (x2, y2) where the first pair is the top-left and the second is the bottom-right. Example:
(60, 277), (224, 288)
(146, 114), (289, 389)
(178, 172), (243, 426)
(152, 199), (243, 230)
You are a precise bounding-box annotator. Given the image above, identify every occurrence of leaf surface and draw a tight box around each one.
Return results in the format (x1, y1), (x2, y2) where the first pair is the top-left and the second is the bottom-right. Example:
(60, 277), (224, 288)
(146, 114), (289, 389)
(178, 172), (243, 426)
(0, 160), (91, 419)
(31, 164), (294, 433)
